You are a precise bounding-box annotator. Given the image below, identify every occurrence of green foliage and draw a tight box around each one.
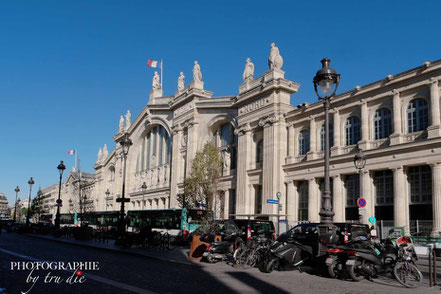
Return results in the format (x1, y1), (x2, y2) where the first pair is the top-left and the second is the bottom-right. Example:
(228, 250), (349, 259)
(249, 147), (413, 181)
(183, 142), (223, 219)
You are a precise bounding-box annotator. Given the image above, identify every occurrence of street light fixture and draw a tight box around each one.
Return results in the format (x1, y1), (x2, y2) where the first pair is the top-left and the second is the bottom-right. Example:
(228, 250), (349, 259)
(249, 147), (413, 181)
(313, 58), (340, 254)
(117, 133), (132, 235)
(55, 160), (66, 229)
(105, 189), (110, 211)
(141, 182), (147, 210)
(26, 177), (34, 227)
(14, 186), (20, 222)
(353, 148), (366, 223)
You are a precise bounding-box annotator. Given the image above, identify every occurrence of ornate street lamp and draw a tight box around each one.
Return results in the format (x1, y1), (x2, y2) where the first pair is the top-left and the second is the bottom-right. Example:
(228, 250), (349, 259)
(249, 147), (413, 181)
(105, 189), (110, 211)
(117, 133), (132, 235)
(141, 182), (147, 210)
(55, 160), (66, 229)
(313, 58), (340, 254)
(354, 148), (366, 223)
(14, 186), (20, 222)
(26, 177), (35, 227)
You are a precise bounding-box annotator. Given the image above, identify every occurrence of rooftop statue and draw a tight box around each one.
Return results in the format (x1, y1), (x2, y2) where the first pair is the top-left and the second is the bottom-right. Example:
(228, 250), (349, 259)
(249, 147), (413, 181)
(193, 61), (202, 82)
(268, 42), (283, 70)
(243, 58), (254, 82)
(178, 72), (185, 91)
(152, 71), (161, 91)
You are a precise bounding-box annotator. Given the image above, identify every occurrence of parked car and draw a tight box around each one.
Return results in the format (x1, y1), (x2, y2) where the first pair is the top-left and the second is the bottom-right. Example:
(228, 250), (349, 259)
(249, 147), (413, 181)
(282, 222), (371, 256)
(231, 219), (276, 243)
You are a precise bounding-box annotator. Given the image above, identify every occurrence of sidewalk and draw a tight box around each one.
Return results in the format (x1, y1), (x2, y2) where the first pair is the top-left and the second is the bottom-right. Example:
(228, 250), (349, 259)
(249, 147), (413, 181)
(26, 233), (193, 265)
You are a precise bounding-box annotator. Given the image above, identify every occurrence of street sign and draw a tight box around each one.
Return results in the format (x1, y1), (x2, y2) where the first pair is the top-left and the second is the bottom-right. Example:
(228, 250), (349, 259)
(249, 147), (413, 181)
(358, 207), (367, 215)
(116, 198), (130, 203)
(369, 216), (377, 224)
(267, 199), (279, 204)
(276, 192), (282, 200)
(198, 203), (207, 207)
(278, 204), (283, 211)
(357, 197), (367, 208)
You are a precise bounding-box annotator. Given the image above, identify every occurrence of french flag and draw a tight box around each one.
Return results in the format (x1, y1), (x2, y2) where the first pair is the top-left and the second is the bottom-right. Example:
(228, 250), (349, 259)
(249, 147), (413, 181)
(67, 150), (75, 155)
(147, 59), (158, 68)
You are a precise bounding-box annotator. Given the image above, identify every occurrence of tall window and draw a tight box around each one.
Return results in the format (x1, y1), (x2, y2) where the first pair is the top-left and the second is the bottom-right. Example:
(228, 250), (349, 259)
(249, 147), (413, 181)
(215, 123), (237, 170)
(256, 139), (263, 163)
(407, 98), (429, 133)
(374, 170), (393, 205)
(298, 181), (308, 221)
(136, 125), (171, 172)
(298, 129), (310, 155)
(320, 124), (334, 151)
(255, 185), (262, 214)
(374, 108), (392, 140)
(408, 165), (432, 203)
(345, 174), (359, 220)
(345, 116), (361, 146)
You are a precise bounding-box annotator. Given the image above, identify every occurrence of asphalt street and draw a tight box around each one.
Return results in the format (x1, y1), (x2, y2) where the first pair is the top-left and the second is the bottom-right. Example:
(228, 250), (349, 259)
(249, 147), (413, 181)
(0, 232), (439, 294)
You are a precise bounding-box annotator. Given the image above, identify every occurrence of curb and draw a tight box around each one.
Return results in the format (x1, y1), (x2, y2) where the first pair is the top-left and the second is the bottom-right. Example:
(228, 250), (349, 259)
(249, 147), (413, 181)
(25, 234), (194, 266)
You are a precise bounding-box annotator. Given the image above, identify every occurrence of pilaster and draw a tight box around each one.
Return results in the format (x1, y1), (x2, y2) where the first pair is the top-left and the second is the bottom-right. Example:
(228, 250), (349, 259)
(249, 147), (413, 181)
(393, 167), (410, 235)
(332, 174), (344, 222)
(390, 90), (403, 145)
(331, 109), (341, 156)
(308, 178), (319, 222)
(359, 100), (370, 150)
(428, 79), (441, 138)
(169, 125), (182, 208)
(286, 180), (297, 225)
(361, 170), (374, 224)
(235, 124), (252, 215)
(307, 117), (317, 160)
(431, 163), (441, 237)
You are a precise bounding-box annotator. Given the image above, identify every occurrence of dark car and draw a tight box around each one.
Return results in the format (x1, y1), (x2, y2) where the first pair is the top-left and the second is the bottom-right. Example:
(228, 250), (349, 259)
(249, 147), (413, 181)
(281, 222), (370, 256)
(231, 219), (276, 243)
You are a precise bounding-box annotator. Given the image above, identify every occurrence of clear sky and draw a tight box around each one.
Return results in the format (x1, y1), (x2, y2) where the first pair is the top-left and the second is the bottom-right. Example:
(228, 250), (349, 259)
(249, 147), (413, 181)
(1, 0), (441, 204)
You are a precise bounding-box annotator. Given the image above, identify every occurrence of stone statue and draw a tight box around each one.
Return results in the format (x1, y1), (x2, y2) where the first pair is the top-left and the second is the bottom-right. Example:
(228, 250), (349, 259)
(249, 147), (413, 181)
(97, 147), (103, 162)
(119, 115), (124, 132)
(268, 42), (284, 70)
(243, 58), (255, 82)
(193, 61), (202, 82)
(125, 110), (131, 129)
(103, 144), (109, 158)
(223, 150), (231, 175)
(178, 72), (185, 91)
(152, 71), (161, 90)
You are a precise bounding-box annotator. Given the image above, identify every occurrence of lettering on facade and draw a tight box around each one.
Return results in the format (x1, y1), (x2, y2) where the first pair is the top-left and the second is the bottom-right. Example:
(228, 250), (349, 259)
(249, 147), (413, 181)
(175, 102), (194, 117)
(239, 97), (269, 115)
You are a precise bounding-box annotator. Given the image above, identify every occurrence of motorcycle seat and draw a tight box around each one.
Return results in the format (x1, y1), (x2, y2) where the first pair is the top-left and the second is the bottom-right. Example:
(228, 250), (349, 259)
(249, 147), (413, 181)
(353, 248), (376, 254)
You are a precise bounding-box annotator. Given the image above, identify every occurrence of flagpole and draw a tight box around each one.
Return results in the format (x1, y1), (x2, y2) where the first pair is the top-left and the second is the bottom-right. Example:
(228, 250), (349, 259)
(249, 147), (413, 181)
(75, 149), (78, 171)
(160, 59), (163, 90)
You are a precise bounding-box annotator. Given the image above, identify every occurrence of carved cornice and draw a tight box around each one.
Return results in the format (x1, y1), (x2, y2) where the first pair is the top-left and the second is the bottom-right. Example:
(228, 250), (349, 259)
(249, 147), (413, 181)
(429, 77), (439, 86)
(234, 123), (252, 136)
(258, 114), (280, 127)
(171, 124), (183, 134)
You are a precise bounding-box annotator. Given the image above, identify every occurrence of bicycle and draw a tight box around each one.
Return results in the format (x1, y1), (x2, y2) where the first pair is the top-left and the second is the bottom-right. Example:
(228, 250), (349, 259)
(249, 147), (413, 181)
(393, 242), (423, 288)
(238, 236), (270, 269)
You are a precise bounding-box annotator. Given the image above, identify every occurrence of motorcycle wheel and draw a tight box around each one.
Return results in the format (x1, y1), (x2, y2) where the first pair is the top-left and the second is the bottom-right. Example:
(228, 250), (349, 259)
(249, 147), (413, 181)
(262, 258), (279, 273)
(393, 262), (423, 288)
(206, 254), (217, 263)
(347, 260), (365, 282)
(327, 260), (340, 279)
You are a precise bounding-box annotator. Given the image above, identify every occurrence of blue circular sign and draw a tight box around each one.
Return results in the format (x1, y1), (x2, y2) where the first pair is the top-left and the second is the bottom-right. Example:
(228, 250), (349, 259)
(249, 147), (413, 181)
(357, 197), (367, 208)
(369, 216), (377, 224)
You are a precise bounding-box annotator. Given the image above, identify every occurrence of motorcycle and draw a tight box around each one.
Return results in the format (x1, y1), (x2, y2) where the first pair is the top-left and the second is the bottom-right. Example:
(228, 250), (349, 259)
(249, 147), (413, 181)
(345, 237), (398, 281)
(261, 232), (339, 273)
(202, 232), (243, 263)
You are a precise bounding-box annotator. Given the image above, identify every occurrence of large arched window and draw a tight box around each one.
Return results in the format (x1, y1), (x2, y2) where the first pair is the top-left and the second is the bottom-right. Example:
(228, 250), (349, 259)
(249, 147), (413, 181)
(256, 139), (263, 163)
(345, 116), (361, 146)
(407, 98), (429, 133)
(136, 125), (171, 172)
(374, 108), (392, 140)
(320, 124), (334, 151)
(298, 129), (310, 155)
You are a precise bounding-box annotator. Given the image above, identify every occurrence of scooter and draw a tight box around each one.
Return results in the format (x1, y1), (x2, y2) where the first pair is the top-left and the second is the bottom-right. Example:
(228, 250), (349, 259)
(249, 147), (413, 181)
(202, 232), (243, 263)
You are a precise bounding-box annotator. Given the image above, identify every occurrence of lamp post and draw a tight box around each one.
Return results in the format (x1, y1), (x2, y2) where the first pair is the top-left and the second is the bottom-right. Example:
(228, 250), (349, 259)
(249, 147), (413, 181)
(353, 148), (366, 224)
(313, 58), (340, 254)
(26, 177), (34, 227)
(55, 160), (66, 229)
(117, 133), (132, 235)
(105, 189), (110, 211)
(141, 182), (147, 210)
(14, 186), (20, 222)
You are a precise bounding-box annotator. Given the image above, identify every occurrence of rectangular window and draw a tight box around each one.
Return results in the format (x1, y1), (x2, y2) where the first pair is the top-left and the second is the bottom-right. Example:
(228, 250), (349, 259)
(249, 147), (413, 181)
(345, 174), (359, 207)
(298, 181), (308, 221)
(408, 165), (432, 204)
(255, 185), (262, 214)
(374, 170), (393, 205)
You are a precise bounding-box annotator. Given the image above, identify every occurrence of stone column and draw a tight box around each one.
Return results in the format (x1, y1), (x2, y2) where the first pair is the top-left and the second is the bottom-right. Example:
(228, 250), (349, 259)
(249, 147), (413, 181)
(332, 174), (344, 222)
(361, 170), (374, 224)
(288, 124), (295, 158)
(169, 125), (182, 208)
(393, 167), (410, 234)
(428, 79), (441, 138)
(331, 109), (341, 155)
(286, 180), (297, 226)
(308, 178), (319, 222)
(307, 117), (317, 160)
(223, 189), (230, 220)
(390, 90), (403, 145)
(235, 124), (252, 215)
(185, 119), (199, 175)
(165, 197), (169, 209)
(359, 100), (370, 150)
(431, 163), (441, 237)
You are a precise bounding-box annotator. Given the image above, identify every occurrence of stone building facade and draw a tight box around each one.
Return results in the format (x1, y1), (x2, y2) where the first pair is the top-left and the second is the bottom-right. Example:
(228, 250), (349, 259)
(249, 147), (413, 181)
(50, 44), (441, 236)
(0, 193), (9, 218)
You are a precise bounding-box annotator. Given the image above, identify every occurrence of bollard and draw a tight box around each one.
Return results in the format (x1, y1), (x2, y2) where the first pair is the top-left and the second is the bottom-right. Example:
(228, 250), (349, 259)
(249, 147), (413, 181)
(433, 248), (437, 286)
(429, 249), (437, 287)
(429, 249), (433, 287)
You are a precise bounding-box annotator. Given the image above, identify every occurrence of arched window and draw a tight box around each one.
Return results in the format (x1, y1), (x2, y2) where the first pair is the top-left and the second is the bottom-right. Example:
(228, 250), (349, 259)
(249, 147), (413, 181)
(137, 125), (171, 172)
(374, 108), (392, 140)
(320, 124), (334, 151)
(345, 116), (361, 146)
(256, 139), (263, 163)
(298, 129), (310, 155)
(407, 98), (428, 133)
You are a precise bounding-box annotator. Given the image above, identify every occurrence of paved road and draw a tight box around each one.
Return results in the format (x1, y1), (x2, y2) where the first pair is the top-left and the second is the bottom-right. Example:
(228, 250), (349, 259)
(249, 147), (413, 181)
(0, 232), (439, 294)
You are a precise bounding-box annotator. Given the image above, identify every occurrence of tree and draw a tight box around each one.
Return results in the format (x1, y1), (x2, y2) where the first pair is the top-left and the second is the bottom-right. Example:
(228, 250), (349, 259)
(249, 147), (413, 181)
(183, 142), (223, 221)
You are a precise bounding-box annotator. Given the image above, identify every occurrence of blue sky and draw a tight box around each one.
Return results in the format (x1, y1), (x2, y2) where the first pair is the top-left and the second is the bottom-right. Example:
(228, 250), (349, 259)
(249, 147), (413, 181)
(1, 0), (441, 204)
